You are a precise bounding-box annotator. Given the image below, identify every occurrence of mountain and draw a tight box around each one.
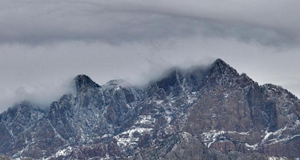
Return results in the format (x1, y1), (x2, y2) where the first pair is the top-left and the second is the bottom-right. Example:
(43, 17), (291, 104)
(0, 59), (299, 160)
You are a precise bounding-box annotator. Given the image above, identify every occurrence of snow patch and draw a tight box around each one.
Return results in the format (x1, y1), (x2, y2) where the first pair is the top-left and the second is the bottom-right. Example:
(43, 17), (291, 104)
(245, 143), (258, 150)
(187, 94), (198, 104)
(262, 121), (300, 145)
(44, 146), (73, 160)
(55, 146), (73, 157)
(101, 134), (112, 138)
(135, 115), (155, 125)
(114, 127), (152, 147)
(224, 93), (229, 98)
(201, 130), (250, 148)
(201, 130), (225, 148)
(155, 100), (164, 105)
(268, 157), (290, 160)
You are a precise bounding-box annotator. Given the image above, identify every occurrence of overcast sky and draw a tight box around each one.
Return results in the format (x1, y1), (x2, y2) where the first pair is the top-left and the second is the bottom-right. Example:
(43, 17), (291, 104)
(0, 0), (300, 112)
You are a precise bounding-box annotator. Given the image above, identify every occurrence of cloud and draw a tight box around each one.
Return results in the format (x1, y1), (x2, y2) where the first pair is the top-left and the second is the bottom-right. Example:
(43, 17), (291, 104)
(0, 78), (75, 113)
(0, 0), (300, 48)
(0, 35), (299, 112)
(0, 0), (300, 113)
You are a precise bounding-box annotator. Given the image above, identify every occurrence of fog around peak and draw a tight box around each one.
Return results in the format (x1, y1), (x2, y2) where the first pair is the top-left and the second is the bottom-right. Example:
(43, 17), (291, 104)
(0, 0), (300, 112)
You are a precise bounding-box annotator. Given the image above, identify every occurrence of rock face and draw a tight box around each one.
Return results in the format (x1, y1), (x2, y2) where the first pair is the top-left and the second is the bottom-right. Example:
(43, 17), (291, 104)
(0, 59), (299, 160)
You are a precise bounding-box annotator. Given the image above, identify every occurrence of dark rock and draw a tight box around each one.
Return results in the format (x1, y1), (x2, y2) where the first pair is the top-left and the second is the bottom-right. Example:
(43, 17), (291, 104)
(1, 58), (300, 159)
(74, 74), (100, 92)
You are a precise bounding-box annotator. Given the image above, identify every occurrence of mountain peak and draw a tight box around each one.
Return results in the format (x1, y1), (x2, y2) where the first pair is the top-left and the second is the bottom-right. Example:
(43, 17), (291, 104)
(209, 58), (239, 76)
(212, 58), (230, 68)
(102, 79), (132, 90)
(1, 59), (300, 159)
(74, 74), (100, 92)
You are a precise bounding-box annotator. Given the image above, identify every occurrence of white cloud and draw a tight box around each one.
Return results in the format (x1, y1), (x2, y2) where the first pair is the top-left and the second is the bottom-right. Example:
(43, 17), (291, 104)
(0, 0), (300, 47)
(0, 0), (300, 112)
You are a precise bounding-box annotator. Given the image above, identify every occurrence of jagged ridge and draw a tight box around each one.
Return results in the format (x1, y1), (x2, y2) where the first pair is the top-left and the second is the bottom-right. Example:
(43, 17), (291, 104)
(0, 59), (299, 160)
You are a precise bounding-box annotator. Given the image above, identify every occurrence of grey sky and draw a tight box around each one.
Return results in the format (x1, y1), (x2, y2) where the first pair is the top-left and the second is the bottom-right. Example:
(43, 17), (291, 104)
(0, 0), (300, 112)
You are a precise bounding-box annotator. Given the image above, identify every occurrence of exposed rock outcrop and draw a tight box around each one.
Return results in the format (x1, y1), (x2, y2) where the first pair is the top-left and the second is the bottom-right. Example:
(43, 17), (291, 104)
(0, 59), (299, 159)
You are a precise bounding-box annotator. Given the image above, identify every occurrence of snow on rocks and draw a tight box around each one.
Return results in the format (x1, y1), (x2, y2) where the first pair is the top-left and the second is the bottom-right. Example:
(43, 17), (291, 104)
(114, 127), (152, 147)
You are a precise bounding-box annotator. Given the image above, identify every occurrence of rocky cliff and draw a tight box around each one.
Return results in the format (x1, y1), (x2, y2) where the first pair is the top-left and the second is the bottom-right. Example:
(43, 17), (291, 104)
(0, 59), (299, 160)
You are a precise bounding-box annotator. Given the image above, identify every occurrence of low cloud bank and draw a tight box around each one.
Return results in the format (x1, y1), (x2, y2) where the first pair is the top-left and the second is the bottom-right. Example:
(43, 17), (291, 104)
(0, 78), (75, 113)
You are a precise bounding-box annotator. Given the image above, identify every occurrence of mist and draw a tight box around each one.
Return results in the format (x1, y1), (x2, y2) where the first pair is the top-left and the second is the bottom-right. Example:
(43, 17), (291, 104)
(0, 0), (300, 113)
(0, 78), (75, 113)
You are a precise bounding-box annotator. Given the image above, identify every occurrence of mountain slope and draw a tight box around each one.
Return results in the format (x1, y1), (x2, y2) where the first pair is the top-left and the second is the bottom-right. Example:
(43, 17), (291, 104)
(0, 59), (299, 159)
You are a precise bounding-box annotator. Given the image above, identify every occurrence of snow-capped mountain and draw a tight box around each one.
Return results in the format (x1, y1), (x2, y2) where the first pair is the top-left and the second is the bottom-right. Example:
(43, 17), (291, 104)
(0, 59), (299, 160)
